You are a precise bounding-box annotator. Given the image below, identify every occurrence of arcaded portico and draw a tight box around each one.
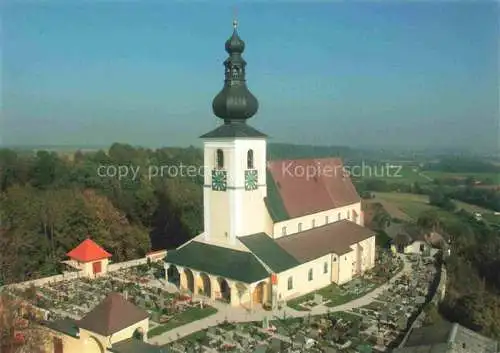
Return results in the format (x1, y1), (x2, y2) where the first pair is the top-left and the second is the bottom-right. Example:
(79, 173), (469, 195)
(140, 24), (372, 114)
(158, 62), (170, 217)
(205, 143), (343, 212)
(165, 262), (272, 309)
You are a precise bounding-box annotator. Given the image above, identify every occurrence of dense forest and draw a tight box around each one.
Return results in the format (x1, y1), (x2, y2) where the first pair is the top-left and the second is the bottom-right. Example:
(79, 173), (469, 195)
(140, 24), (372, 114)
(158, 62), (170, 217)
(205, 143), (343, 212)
(0, 142), (357, 285)
(0, 144), (204, 285)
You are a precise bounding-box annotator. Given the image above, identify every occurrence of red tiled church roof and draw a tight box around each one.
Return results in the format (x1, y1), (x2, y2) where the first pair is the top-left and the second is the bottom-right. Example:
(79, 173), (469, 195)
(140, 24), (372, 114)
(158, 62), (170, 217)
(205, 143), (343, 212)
(267, 158), (360, 219)
(66, 238), (112, 262)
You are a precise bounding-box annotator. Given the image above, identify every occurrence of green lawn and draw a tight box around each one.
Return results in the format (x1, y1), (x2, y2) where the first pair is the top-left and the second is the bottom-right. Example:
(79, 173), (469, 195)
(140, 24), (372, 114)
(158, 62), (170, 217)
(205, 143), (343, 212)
(287, 258), (401, 311)
(372, 192), (436, 220)
(147, 306), (218, 338)
(287, 283), (362, 311)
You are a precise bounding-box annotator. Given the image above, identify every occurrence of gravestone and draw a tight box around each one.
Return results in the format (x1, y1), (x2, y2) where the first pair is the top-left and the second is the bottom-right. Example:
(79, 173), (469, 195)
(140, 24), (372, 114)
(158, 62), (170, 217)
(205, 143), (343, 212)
(152, 312), (161, 323)
(415, 296), (426, 305)
(240, 337), (250, 350)
(224, 331), (234, 341)
(277, 327), (288, 336)
(207, 327), (217, 338)
(270, 337), (282, 352)
(137, 298), (146, 308)
(397, 317), (407, 330)
(380, 311), (388, 322)
(252, 345), (267, 353)
(262, 316), (269, 329)
(313, 294), (323, 305)
(294, 333), (306, 345)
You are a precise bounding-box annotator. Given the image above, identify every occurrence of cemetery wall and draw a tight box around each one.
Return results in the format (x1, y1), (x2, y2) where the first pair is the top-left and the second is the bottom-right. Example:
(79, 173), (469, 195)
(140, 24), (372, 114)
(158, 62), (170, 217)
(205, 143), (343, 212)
(3, 253), (164, 290)
(146, 250), (167, 262)
(107, 258), (149, 271)
(397, 263), (447, 348)
(5, 271), (84, 289)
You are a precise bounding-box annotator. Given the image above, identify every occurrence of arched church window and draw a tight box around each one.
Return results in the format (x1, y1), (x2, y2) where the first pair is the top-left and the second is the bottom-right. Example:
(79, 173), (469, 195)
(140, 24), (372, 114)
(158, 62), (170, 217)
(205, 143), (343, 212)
(298, 223), (302, 232)
(216, 149), (224, 169)
(247, 149), (254, 169)
(308, 269), (313, 281)
(323, 262), (328, 273)
(287, 277), (293, 290)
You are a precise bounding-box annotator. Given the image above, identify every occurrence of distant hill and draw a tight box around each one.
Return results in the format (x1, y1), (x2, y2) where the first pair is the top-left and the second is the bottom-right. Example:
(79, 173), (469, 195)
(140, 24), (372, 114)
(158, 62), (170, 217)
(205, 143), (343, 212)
(267, 143), (355, 161)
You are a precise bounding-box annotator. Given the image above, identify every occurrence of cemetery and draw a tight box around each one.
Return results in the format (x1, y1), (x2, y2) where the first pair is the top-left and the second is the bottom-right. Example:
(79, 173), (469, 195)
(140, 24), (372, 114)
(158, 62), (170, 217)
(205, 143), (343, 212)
(161, 312), (375, 353)
(5, 264), (217, 337)
(158, 253), (438, 353)
(287, 250), (404, 311)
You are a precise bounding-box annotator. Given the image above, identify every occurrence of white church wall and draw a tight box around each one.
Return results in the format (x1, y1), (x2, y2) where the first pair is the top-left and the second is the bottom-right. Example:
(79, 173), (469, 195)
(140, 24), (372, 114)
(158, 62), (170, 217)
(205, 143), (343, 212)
(271, 202), (362, 239)
(337, 250), (355, 285)
(276, 254), (332, 301)
(203, 138), (269, 242)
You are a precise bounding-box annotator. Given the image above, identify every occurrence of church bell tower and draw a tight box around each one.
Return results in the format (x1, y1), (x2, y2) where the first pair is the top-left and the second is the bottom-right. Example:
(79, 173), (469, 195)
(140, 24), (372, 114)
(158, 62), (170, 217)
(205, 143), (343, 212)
(200, 20), (268, 245)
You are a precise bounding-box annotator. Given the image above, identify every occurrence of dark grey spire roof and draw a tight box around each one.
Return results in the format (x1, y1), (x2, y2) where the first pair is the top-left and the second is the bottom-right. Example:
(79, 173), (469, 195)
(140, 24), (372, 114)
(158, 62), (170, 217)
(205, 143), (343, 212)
(208, 20), (262, 138)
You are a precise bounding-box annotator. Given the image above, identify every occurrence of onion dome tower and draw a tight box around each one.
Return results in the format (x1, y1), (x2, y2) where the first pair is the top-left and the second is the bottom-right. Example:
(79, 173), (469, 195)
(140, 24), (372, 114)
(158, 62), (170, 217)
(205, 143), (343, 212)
(201, 20), (266, 138)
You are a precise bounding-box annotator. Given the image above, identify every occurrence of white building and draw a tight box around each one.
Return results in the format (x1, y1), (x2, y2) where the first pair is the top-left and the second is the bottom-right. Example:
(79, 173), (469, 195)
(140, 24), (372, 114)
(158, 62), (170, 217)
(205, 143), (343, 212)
(164, 21), (376, 308)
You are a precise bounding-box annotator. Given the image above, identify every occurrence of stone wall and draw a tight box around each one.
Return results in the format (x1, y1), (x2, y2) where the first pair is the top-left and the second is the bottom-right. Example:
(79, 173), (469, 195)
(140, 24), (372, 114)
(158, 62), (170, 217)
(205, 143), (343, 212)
(396, 260), (447, 348)
(3, 250), (167, 290)
(5, 271), (84, 290)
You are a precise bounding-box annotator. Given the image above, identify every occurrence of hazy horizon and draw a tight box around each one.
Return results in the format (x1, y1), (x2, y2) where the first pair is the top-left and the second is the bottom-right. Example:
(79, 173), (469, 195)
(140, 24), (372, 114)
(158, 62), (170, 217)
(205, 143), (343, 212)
(2, 2), (499, 152)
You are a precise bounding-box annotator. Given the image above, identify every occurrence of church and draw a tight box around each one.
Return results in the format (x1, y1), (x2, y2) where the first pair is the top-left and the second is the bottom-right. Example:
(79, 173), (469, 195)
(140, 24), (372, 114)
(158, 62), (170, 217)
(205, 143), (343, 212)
(164, 21), (376, 309)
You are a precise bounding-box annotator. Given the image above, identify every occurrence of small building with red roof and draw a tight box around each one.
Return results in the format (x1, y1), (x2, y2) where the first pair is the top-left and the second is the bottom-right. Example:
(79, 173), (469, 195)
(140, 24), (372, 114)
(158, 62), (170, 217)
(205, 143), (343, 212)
(64, 238), (112, 278)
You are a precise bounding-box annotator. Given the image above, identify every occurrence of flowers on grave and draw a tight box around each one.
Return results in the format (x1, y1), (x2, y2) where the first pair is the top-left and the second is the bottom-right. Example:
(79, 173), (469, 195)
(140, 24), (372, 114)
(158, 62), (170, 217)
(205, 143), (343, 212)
(177, 294), (191, 302)
(223, 343), (237, 349)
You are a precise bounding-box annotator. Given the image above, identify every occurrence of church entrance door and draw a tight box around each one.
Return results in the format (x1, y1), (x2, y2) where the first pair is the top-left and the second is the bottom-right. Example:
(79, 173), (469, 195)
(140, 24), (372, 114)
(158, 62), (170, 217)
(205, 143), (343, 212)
(92, 261), (101, 274)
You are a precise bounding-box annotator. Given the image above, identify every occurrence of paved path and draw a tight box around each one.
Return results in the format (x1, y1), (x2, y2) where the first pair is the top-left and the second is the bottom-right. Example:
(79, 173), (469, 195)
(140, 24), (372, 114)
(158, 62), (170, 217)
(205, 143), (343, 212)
(149, 257), (412, 345)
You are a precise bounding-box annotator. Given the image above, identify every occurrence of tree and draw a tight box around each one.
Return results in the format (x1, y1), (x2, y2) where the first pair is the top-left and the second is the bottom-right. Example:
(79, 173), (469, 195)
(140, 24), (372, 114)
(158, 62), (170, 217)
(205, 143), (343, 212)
(371, 209), (391, 230)
(417, 210), (441, 233)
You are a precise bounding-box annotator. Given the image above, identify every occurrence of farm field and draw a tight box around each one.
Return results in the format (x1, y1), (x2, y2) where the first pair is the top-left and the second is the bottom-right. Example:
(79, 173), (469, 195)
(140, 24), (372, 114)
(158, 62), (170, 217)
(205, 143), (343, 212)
(421, 171), (499, 185)
(371, 192), (495, 222)
(370, 192), (435, 220)
(354, 165), (431, 184)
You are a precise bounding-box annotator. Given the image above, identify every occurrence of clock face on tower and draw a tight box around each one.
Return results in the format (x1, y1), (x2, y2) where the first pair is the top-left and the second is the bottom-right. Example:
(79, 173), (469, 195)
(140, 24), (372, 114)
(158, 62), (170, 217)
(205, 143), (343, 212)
(211, 170), (227, 191)
(245, 170), (258, 191)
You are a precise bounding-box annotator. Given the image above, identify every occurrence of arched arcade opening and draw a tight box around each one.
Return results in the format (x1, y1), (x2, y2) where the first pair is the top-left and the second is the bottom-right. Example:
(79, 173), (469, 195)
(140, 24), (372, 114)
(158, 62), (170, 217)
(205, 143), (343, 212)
(167, 265), (180, 287)
(216, 277), (231, 303)
(183, 268), (195, 293)
(197, 272), (212, 297)
(252, 281), (267, 305)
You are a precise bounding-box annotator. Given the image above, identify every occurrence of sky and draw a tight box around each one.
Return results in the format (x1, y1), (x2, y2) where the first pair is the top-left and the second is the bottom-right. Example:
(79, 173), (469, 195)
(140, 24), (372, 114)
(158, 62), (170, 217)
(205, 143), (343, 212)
(2, 1), (499, 152)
